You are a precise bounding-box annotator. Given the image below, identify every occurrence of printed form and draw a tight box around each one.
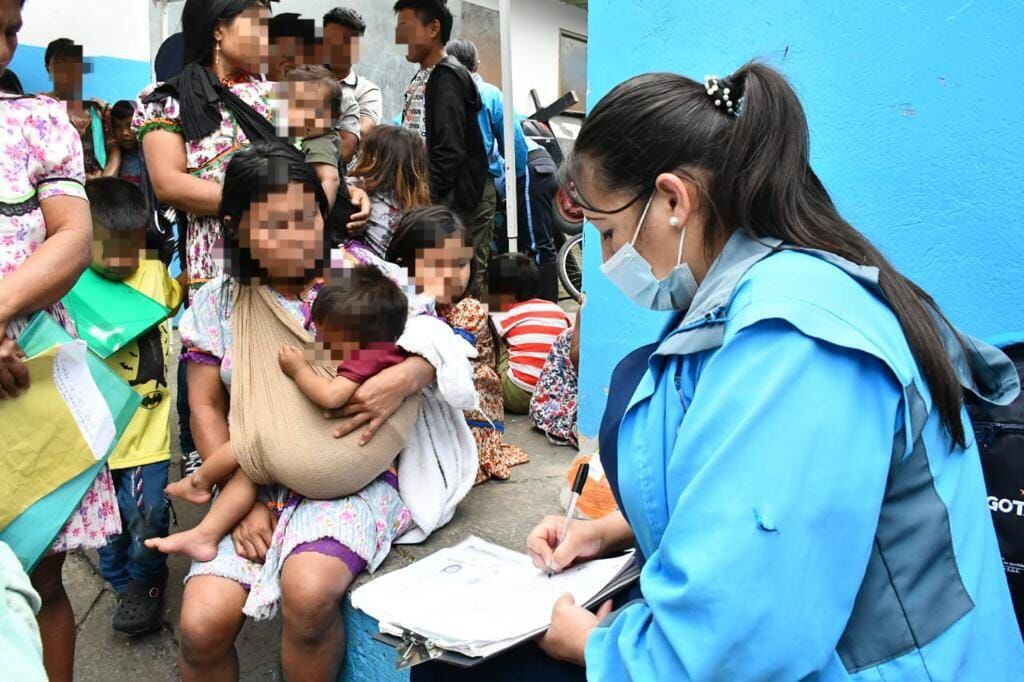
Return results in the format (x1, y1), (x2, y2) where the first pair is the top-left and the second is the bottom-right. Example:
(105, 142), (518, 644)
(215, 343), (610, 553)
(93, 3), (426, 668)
(352, 536), (635, 658)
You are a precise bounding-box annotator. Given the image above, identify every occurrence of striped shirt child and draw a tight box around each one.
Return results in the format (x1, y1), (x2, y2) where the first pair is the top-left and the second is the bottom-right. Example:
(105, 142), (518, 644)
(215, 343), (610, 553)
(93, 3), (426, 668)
(491, 299), (573, 392)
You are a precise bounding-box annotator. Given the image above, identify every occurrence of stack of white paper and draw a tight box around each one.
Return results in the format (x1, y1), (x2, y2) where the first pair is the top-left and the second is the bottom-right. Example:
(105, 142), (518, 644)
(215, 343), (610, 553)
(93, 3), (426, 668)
(351, 536), (636, 658)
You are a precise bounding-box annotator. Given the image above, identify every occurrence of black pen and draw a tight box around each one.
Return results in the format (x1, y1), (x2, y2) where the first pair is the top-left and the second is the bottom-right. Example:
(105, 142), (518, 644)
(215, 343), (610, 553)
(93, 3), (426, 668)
(548, 462), (589, 578)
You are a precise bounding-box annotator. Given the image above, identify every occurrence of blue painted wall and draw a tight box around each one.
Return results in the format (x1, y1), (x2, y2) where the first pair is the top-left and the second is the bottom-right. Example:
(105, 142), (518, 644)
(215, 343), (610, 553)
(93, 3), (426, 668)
(579, 0), (1024, 438)
(8, 45), (151, 103)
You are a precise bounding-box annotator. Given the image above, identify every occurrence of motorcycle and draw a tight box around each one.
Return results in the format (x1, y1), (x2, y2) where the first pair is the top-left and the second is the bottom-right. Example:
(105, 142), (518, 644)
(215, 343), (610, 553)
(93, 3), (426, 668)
(521, 90), (585, 302)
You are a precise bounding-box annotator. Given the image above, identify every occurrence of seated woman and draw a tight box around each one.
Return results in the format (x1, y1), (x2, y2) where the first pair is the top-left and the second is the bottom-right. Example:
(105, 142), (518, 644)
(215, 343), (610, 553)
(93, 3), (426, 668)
(152, 264), (418, 562)
(173, 143), (472, 681)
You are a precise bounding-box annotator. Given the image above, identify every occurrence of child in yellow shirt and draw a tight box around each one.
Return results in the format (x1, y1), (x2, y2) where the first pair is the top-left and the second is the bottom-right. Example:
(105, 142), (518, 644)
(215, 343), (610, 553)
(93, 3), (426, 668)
(86, 178), (182, 636)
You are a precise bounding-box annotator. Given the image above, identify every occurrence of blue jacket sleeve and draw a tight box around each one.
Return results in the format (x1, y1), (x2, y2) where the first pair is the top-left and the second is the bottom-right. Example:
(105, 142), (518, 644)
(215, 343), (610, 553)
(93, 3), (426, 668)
(585, 320), (903, 680)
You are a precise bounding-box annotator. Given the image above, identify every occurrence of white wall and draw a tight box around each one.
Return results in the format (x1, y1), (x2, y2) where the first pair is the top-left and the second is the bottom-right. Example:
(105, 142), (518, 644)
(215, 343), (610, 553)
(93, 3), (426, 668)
(20, 0), (151, 61)
(469, 0), (588, 114)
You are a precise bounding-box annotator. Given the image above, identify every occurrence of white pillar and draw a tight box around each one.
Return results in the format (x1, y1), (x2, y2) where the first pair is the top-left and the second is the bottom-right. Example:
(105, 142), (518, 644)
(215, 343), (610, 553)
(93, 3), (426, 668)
(159, 0), (169, 43)
(499, 0), (518, 251)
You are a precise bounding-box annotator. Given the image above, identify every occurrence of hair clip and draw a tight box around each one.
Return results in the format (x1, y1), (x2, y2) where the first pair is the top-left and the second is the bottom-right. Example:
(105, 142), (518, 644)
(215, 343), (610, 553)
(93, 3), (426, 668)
(704, 75), (737, 116)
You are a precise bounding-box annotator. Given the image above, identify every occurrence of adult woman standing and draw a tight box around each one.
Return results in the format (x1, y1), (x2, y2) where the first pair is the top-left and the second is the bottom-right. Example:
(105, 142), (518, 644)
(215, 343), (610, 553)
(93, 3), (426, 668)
(175, 143), (441, 681)
(419, 63), (1024, 680)
(135, 0), (370, 476)
(135, 0), (274, 304)
(0, 2), (120, 680)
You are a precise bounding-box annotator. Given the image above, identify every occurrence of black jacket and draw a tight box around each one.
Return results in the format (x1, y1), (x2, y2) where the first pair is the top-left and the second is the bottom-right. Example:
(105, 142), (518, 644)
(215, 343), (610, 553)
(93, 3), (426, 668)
(423, 56), (489, 211)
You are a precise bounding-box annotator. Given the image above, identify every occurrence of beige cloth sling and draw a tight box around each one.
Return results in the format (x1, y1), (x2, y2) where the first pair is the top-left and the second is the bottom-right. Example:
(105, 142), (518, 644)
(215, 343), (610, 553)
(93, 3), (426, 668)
(229, 284), (420, 500)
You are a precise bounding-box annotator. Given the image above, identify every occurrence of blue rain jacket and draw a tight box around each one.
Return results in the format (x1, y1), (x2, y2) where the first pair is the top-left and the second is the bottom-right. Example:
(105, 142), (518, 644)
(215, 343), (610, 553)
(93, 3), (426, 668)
(587, 231), (1024, 680)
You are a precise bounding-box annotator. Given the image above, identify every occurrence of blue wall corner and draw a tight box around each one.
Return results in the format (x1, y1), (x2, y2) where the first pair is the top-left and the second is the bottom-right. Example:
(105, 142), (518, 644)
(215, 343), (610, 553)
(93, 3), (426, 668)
(9, 45), (151, 104)
(579, 0), (1024, 438)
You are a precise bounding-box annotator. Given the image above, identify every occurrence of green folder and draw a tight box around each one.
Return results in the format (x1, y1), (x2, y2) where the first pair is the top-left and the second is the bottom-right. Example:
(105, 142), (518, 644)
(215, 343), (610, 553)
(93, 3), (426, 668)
(1, 312), (140, 572)
(61, 268), (171, 359)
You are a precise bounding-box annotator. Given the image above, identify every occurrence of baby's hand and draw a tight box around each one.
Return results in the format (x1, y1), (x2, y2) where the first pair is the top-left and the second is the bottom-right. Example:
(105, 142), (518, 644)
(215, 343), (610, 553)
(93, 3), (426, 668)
(278, 345), (308, 378)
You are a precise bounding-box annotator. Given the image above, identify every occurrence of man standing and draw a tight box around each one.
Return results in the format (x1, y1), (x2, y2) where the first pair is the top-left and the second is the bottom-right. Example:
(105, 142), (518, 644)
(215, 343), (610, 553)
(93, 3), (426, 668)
(323, 7), (383, 141)
(447, 38), (561, 302)
(395, 0), (492, 292)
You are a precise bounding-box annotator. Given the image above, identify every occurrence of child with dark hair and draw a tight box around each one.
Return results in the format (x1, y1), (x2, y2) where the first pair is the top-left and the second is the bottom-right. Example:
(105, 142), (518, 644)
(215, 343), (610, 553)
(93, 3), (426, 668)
(348, 125), (431, 257)
(153, 264), (412, 561)
(394, 0), (492, 292)
(488, 253), (572, 414)
(386, 205), (475, 310)
(388, 207), (531, 482)
(85, 178), (183, 635)
(281, 264), (409, 409)
(108, 100), (142, 186)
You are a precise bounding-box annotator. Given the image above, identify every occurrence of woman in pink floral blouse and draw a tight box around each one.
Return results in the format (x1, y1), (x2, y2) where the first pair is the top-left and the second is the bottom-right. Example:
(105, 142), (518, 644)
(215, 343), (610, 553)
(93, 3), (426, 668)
(0, 1), (120, 679)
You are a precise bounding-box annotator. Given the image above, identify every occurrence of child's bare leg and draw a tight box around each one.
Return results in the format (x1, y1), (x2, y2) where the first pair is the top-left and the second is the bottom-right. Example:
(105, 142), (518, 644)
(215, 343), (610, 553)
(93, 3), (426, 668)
(165, 440), (240, 505)
(146, 471), (260, 562)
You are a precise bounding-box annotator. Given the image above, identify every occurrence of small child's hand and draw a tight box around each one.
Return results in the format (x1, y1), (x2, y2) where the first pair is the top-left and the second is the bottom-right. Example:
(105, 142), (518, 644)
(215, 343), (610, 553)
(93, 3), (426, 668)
(278, 345), (308, 377)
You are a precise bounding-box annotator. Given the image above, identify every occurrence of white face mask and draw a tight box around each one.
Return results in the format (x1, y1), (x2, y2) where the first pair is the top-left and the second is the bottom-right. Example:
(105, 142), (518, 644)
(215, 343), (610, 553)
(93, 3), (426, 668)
(599, 192), (699, 311)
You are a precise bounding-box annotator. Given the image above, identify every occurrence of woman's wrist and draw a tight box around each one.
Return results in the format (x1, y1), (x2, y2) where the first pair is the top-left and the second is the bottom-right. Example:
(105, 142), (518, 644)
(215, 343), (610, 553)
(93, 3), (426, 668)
(595, 511), (634, 556)
(400, 355), (435, 393)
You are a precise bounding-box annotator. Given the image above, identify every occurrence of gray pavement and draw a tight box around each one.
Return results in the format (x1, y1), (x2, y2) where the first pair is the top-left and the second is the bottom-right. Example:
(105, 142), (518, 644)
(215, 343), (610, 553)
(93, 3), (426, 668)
(68, 338), (577, 681)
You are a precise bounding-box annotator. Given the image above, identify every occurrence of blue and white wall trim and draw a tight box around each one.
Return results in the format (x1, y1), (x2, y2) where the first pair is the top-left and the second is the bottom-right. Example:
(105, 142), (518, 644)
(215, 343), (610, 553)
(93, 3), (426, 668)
(10, 0), (153, 103)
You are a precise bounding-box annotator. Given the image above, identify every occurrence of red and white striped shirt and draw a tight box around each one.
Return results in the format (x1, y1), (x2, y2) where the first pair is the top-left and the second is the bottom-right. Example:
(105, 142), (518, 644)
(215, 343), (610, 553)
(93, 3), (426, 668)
(491, 299), (573, 392)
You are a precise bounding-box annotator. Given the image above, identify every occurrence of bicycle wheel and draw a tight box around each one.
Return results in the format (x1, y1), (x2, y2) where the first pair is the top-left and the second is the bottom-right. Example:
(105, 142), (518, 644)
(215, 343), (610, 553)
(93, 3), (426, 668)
(558, 234), (583, 303)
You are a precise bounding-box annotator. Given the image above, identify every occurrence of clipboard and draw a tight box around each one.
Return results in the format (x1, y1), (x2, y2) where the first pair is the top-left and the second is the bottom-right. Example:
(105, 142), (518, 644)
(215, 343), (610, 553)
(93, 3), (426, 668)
(371, 556), (641, 670)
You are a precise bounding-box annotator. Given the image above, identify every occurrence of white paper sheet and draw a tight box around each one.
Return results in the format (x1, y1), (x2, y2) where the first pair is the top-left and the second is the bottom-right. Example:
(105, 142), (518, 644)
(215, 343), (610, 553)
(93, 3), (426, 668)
(51, 341), (116, 461)
(352, 536), (635, 657)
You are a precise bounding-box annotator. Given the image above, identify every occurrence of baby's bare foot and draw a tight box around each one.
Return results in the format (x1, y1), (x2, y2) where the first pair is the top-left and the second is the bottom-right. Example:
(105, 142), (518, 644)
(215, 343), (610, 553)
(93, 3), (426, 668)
(145, 528), (219, 563)
(165, 475), (212, 505)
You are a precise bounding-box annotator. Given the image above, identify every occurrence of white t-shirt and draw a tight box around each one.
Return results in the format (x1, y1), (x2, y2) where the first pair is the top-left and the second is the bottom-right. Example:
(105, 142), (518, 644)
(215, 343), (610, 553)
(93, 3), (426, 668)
(341, 70), (383, 126)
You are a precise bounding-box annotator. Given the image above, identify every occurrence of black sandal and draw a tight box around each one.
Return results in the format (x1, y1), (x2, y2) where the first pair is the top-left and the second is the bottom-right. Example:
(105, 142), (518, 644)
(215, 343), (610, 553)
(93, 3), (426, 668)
(112, 571), (167, 636)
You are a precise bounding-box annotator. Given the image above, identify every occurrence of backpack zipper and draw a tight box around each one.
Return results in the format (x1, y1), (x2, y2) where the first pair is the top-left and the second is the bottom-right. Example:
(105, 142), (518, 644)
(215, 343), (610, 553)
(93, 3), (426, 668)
(973, 421), (1024, 449)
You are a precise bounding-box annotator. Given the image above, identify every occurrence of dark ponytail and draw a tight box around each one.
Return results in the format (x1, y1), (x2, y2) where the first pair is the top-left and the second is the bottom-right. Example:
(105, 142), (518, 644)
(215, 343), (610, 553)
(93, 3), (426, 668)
(570, 62), (970, 447)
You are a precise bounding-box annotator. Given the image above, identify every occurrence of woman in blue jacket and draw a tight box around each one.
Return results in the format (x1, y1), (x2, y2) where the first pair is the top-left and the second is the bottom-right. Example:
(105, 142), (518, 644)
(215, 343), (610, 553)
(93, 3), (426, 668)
(415, 63), (1023, 680)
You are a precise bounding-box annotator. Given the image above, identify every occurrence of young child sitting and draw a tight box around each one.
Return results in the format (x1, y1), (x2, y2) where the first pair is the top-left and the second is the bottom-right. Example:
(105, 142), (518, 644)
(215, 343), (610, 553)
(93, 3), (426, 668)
(409, 231), (531, 483)
(149, 265), (412, 562)
(348, 125), (431, 258)
(387, 207), (528, 483)
(86, 178), (183, 635)
(488, 254), (573, 414)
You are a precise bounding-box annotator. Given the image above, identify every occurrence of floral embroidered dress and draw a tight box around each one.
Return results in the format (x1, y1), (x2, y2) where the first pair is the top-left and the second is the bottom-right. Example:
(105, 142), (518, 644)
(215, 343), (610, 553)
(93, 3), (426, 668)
(0, 94), (120, 553)
(132, 76), (272, 302)
(180, 273), (412, 619)
(438, 298), (530, 483)
(528, 327), (578, 447)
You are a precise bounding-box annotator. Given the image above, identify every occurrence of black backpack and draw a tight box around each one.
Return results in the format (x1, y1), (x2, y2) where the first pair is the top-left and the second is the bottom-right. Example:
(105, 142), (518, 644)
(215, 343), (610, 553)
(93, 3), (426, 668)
(967, 342), (1024, 633)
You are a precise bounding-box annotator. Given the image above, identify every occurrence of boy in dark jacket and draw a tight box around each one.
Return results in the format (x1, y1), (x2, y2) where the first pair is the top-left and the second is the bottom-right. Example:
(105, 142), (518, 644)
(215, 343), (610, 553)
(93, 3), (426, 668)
(395, 0), (494, 292)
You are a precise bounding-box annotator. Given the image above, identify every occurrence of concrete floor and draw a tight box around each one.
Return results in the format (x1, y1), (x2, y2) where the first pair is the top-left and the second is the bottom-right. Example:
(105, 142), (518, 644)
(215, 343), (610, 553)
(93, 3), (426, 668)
(67, 337), (578, 681)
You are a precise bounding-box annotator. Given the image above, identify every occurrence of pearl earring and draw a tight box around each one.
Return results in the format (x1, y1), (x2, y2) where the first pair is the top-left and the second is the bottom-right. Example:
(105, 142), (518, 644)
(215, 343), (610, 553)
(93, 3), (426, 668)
(215, 42), (222, 68)
(668, 216), (681, 228)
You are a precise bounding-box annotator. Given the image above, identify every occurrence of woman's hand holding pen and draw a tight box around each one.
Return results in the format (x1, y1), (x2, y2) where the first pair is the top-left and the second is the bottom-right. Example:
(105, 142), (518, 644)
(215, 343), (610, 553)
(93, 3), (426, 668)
(528, 514), (614, 665)
(526, 515), (606, 575)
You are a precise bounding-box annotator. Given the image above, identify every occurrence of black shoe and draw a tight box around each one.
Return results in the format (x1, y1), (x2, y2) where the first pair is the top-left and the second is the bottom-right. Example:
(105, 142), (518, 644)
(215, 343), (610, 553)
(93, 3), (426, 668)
(180, 449), (202, 480)
(112, 572), (167, 637)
